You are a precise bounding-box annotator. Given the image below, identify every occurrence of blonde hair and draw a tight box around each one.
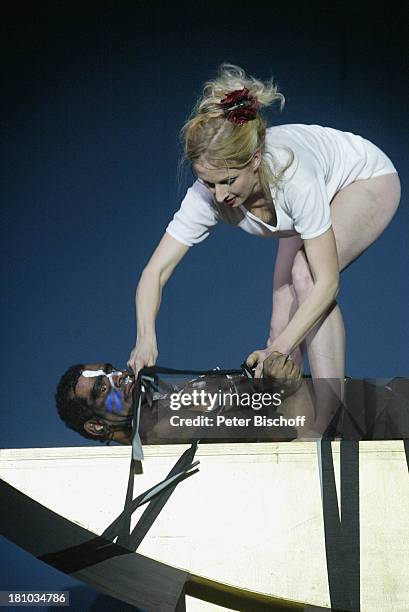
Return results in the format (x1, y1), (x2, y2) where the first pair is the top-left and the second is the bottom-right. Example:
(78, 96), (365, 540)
(181, 64), (293, 195)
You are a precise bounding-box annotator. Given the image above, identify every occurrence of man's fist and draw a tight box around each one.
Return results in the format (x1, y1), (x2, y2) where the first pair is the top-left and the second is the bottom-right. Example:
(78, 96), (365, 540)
(262, 351), (303, 398)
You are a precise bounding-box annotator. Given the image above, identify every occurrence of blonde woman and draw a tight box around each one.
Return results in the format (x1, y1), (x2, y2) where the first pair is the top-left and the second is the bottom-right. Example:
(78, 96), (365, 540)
(128, 64), (400, 406)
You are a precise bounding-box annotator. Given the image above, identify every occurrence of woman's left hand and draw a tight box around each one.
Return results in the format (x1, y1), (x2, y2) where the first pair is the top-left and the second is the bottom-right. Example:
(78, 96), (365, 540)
(246, 347), (275, 378)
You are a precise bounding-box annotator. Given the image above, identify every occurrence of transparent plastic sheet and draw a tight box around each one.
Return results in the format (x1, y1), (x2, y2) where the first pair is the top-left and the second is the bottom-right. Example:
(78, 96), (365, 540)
(132, 368), (409, 451)
(343, 377), (409, 439)
(54, 370), (408, 580)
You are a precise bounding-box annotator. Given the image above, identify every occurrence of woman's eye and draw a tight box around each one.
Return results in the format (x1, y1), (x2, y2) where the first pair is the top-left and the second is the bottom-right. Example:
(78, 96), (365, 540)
(228, 177), (236, 185)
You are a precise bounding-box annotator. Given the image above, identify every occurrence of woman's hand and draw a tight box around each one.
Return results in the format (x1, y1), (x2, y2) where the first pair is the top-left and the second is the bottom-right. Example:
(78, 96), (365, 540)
(127, 337), (158, 376)
(246, 348), (272, 378)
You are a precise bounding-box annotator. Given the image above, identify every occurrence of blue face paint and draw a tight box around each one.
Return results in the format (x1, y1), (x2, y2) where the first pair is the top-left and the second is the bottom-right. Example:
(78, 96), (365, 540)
(105, 388), (123, 414)
(106, 392), (113, 413)
(114, 388), (122, 413)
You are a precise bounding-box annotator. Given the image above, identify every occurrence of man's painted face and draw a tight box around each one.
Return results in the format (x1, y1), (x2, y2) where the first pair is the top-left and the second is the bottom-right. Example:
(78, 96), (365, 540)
(74, 363), (135, 422)
(193, 155), (260, 208)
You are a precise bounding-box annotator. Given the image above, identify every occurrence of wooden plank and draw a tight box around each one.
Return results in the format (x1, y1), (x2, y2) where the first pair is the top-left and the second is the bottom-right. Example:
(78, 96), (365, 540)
(0, 478), (187, 611)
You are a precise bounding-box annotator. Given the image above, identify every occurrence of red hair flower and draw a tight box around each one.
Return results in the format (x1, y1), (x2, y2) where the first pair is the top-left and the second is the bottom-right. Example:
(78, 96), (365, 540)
(220, 88), (259, 125)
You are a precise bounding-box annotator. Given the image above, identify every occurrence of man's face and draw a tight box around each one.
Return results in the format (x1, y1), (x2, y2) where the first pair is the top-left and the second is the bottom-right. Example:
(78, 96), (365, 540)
(74, 363), (135, 422)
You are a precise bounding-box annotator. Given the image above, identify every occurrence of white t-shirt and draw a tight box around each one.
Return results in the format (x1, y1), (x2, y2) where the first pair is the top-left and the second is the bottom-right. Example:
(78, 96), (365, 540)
(166, 124), (396, 245)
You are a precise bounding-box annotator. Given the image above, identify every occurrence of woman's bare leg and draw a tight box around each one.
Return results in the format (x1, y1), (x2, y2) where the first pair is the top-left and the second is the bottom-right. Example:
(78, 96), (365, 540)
(291, 248), (346, 430)
(268, 235), (304, 365)
(294, 173), (400, 431)
(268, 236), (317, 434)
(304, 173), (400, 373)
(269, 173), (401, 433)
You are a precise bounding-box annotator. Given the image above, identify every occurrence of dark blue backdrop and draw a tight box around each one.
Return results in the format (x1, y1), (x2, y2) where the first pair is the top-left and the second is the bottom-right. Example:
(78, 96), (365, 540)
(1, 2), (407, 606)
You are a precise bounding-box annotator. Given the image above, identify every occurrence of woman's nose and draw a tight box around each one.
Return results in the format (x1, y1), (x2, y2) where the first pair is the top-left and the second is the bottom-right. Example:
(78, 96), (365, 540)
(215, 184), (229, 203)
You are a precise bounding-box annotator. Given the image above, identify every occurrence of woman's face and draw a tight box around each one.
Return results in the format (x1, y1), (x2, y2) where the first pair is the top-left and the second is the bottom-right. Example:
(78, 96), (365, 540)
(193, 152), (261, 208)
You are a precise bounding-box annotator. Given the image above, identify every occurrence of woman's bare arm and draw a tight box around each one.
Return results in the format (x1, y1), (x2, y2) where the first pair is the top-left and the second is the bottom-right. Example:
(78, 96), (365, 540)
(128, 232), (190, 373)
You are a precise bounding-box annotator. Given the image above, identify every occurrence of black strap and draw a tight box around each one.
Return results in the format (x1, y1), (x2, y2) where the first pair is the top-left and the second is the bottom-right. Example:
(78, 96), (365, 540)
(139, 365), (243, 376)
(112, 363), (249, 552)
(125, 440), (199, 550)
(103, 440), (200, 550)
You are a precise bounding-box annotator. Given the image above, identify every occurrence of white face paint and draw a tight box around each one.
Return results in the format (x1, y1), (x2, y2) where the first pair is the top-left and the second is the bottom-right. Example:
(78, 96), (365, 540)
(81, 369), (131, 390)
(82, 369), (107, 377)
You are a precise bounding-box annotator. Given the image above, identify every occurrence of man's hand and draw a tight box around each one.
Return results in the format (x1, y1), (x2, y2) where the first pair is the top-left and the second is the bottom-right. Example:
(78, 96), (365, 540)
(263, 351), (303, 398)
(262, 351), (299, 378)
(246, 349), (303, 397)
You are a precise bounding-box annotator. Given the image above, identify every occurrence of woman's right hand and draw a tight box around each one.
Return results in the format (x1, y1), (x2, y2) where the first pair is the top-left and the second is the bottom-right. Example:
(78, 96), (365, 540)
(128, 233), (190, 376)
(127, 337), (158, 376)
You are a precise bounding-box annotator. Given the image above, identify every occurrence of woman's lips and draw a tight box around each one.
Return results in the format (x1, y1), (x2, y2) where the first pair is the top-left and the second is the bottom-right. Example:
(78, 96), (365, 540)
(224, 197), (237, 207)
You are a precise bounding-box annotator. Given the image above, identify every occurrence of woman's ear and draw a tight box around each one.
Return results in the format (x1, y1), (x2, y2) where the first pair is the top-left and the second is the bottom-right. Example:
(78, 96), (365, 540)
(253, 149), (262, 171)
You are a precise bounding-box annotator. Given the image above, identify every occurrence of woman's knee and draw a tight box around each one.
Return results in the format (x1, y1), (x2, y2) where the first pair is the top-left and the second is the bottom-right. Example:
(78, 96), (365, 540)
(291, 250), (314, 298)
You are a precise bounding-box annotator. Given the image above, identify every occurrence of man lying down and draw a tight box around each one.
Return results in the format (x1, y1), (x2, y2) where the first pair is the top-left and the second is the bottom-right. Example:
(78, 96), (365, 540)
(56, 353), (306, 445)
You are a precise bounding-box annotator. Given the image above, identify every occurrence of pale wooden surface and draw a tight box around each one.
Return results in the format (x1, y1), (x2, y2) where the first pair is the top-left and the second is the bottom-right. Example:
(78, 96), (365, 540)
(1, 442), (408, 611)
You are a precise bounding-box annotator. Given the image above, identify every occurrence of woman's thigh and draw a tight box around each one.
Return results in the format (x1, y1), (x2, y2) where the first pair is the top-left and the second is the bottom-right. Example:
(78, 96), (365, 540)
(330, 173), (401, 272)
(273, 234), (304, 287)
